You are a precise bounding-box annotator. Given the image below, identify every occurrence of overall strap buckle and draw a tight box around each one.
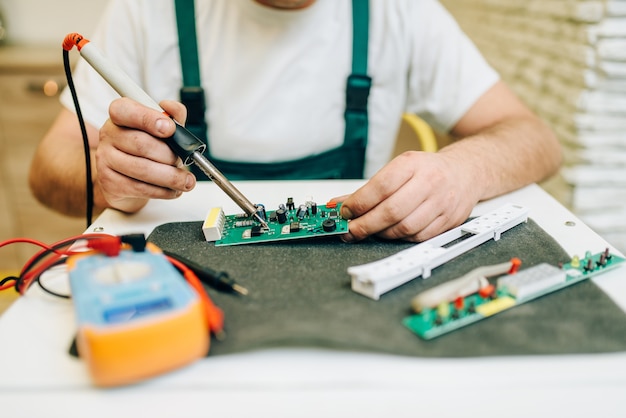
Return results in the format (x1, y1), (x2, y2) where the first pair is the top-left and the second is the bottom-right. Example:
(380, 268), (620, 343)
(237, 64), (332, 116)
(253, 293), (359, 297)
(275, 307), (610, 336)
(345, 74), (372, 113)
(179, 86), (207, 127)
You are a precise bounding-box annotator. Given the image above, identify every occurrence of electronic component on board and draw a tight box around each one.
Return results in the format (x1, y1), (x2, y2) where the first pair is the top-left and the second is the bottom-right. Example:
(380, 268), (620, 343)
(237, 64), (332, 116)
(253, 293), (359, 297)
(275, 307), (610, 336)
(296, 205), (308, 220)
(497, 263), (565, 300)
(202, 207), (226, 241)
(202, 198), (349, 246)
(403, 249), (626, 340)
(276, 208), (288, 224)
(410, 259), (519, 313)
(290, 222), (301, 233)
(322, 219), (337, 232)
(256, 204), (267, 223)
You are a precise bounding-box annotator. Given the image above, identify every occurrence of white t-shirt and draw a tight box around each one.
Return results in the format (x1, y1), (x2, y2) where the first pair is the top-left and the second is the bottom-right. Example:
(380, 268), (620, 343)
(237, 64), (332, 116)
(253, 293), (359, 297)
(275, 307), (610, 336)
(61, 0), (498, 177)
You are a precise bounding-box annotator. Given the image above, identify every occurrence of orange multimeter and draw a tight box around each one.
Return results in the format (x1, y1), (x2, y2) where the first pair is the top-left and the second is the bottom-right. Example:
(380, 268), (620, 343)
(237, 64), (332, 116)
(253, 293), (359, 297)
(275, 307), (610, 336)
(67, 243), (209, 387)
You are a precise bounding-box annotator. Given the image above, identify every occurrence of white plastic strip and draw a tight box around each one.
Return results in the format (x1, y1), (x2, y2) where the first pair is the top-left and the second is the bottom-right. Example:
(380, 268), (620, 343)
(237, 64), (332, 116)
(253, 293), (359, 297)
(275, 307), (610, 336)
(348, 204), (529, 300)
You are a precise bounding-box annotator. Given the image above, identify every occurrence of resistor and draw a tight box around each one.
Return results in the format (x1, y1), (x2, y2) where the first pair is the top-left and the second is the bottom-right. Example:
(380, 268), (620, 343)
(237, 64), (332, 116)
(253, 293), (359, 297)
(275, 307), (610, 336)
(234, 220), (254, 227)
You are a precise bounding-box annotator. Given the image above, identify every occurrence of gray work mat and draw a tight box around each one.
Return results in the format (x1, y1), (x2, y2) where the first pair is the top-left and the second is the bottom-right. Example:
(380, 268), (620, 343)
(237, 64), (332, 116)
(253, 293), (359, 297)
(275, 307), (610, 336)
(148, 219), (626, 357)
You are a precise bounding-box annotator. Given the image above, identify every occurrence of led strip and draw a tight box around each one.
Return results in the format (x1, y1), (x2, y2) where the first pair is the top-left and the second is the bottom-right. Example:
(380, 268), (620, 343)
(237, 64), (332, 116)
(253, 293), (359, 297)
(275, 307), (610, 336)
(348, 204), (529, 300)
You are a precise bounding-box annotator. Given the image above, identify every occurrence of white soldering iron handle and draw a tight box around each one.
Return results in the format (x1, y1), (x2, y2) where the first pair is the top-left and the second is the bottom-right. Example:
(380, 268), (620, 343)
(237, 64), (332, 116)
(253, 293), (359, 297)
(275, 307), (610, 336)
(79, 42), (162, 113)
(74, 37), (262, 222)
(76, 40), (207, 163)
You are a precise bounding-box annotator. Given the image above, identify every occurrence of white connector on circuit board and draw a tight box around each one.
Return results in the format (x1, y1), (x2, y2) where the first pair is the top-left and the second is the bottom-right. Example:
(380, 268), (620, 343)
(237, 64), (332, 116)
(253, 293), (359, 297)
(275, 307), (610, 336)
(497, 263), (566, 301)
(348, 204), (529, 300)
(202, 207), (226, 242)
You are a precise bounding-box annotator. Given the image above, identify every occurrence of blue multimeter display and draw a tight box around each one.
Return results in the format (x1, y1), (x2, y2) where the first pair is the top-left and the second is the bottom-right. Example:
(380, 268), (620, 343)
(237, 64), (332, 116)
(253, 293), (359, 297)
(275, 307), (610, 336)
(69, 249), (197, 326)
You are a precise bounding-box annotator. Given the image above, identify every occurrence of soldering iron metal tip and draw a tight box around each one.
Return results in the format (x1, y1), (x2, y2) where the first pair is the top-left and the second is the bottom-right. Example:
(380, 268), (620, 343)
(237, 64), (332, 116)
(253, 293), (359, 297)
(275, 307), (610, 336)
(253, 213), (269, 230)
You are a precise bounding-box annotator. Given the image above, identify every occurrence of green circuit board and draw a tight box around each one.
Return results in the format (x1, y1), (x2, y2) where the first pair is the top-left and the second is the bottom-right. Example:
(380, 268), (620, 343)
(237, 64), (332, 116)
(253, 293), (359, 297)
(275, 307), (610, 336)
(209, 199), (349, 247)
(403, 250), (625, 340)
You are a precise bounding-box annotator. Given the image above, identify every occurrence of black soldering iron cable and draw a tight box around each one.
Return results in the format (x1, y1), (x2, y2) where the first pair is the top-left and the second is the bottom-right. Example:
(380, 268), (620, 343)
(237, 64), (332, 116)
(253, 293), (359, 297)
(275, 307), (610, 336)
(63, 49), (94, 228)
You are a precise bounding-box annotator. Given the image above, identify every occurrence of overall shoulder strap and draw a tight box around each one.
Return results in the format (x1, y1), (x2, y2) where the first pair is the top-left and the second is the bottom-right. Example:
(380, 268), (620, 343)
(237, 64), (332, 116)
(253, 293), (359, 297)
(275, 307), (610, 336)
(351, 0), (369, 76)
(342, 0), (371, 178)
(174, 0), (207, 141)
(175, 0), (201, 87)
(345, 0), (370, 114)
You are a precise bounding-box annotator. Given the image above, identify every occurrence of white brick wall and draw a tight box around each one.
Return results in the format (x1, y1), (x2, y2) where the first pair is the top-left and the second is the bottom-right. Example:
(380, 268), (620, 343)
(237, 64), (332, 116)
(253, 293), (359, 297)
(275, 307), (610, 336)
(442, 0), (626, 253)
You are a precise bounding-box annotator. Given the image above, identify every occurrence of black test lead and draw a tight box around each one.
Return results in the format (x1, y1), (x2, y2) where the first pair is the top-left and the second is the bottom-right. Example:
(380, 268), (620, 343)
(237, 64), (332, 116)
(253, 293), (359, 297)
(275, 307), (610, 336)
(163, 250), (248, 296)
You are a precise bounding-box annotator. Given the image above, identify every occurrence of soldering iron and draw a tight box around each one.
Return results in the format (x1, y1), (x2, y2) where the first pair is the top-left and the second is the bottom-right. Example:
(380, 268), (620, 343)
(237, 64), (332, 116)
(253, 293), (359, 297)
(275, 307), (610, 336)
(62, 33), (268, 229)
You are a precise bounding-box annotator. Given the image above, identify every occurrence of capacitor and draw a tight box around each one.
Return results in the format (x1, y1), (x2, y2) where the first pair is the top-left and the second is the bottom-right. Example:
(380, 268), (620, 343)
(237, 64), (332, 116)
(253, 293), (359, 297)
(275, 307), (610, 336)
(276, 208), (287, 224)
(296, 204), (308, 220)
(286, 197), (295, 211)
(311, 202), (317, 215)
(255, 204), (266, 222)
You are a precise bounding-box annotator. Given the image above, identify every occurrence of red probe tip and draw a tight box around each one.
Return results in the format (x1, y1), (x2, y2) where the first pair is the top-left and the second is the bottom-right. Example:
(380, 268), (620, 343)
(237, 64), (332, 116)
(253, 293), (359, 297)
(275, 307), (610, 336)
(63, 33), (90, 51)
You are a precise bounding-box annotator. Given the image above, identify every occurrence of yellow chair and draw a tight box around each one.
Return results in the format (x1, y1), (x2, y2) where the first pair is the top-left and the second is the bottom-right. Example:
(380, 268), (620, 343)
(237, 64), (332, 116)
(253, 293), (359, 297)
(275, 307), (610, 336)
(393, 113), (439, 157)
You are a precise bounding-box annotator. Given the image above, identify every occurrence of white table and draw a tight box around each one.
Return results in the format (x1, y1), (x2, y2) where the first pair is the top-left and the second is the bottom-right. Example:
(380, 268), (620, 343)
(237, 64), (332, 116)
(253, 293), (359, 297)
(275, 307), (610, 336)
(2, 181), (626, 417)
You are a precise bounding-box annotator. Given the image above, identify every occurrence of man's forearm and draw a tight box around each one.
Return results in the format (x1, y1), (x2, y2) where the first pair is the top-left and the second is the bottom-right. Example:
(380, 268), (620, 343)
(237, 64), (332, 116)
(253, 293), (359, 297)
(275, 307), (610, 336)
(439, 114), (562, 202)
(29, 143), (101, 218)
(29, 109), (108, 218)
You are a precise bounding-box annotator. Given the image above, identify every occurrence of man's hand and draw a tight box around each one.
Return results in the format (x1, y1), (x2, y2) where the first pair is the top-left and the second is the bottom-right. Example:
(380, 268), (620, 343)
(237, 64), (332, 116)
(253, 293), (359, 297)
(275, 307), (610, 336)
(337, 150), (479, 243)
(96, 98), (197, 213)
(337, 81), (562, 243)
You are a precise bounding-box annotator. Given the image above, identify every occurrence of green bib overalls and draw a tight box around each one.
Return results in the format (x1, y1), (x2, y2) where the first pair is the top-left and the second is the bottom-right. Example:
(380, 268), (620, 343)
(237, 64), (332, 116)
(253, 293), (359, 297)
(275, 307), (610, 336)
(175, 0), (371, 180)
